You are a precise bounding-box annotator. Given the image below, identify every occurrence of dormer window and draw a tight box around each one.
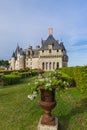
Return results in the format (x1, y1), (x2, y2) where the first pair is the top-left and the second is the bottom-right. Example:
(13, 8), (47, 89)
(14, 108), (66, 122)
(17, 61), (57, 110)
(52, 43), (54, 46)
(48, 45), (52, 49)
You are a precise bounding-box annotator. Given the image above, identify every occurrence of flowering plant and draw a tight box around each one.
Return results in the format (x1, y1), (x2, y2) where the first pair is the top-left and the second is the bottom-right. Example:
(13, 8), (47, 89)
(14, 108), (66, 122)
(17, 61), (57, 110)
(28, 71), (69, 100)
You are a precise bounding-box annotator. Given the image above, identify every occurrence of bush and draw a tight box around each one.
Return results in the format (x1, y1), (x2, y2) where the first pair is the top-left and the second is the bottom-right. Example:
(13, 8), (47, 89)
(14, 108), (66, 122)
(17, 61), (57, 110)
(20, 72), (30, 78)
(31, 69), (39, 76)
(60, 66), (87, 92)
(17, 68), (30, 72)
(1, 74), (21, 85)
(54, 71), (76, 88)
(0, 70), (13, 74)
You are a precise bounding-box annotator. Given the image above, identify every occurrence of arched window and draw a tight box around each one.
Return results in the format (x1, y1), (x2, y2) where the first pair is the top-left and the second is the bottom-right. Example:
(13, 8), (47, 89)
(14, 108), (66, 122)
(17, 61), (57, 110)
(46, 62), (48, 70)
(53, 62), (55, 70)
(42, 62), (44, 70)
(49, 49), (51, 53)
(57, 62), (59, 69)
(49, 62), (51, 70)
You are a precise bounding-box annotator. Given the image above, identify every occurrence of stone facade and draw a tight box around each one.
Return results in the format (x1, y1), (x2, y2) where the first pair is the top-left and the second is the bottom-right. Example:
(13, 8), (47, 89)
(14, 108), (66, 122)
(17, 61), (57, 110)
(9, 28), (68, 71)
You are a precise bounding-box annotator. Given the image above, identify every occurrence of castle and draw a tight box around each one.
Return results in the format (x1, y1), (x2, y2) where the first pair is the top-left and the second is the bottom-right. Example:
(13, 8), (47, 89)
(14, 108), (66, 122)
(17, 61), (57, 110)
(9, 28), (68, 71)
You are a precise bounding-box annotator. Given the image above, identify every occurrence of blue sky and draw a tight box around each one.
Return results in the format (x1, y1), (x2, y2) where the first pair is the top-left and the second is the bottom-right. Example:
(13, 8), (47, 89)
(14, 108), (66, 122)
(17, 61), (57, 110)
(0, 0), (87, 66)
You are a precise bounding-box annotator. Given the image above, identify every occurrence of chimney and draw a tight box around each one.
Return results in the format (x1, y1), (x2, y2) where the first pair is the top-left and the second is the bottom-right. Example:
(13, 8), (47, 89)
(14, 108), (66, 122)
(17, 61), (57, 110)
(29, 46), (32, 50)
(36, 45), (40, 49)
(48, 28), (53, 35)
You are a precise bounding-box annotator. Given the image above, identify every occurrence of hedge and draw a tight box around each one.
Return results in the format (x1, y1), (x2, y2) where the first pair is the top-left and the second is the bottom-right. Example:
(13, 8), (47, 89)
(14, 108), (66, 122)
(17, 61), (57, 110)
(20, 72), (31, 78)
(60, 66), (87, 92)
(54, 71), (76, 88)
(1, 74), (21, 85)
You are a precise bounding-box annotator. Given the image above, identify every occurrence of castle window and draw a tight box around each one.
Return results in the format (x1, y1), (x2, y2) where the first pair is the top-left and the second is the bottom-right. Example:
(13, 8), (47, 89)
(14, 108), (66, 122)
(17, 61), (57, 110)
(49, 62), (51, 70)
(32, 51), (34, 55)
(42, 50), (44, 53)
(57, 50), (59, 52)
(63, 63), (66, 67)
(46, 62), (48, 70)
(53, 62), (55, 70)
(57, 62), (59, 69)
(42, 62), (44, 70)
(29, 51), (30, 55)
(49, 49), (51, 53)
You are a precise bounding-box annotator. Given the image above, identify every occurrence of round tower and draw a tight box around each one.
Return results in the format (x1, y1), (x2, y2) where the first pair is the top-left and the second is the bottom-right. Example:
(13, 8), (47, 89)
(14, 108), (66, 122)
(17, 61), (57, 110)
(11, 52), (16, 70)
(19, 50), (25, 69)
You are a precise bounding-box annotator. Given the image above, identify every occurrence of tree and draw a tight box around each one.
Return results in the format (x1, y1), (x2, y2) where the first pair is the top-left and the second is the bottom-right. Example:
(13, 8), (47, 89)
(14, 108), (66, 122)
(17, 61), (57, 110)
(0, 60), (9, 67)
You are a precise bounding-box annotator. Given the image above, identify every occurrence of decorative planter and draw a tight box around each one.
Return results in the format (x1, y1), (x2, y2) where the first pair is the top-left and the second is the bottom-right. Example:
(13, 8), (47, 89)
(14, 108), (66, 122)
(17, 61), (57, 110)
(40, 86), (56, 126)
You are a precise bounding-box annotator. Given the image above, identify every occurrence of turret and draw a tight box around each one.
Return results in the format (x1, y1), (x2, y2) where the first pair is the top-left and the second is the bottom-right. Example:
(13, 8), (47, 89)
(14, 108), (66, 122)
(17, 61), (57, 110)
(11, 52), (16, 70)
(19, 50), (25, 69)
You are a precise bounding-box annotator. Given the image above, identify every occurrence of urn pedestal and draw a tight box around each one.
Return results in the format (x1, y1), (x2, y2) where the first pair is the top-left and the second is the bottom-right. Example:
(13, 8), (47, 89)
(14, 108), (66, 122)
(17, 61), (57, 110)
(40, 86), (57, 125)
(38, 86), (58, 130)
(38, 116), (58, 130)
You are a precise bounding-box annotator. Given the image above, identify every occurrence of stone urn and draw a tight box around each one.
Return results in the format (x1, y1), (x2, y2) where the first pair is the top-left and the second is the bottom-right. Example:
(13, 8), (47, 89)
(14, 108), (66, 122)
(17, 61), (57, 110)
(40, 86), (56, 126)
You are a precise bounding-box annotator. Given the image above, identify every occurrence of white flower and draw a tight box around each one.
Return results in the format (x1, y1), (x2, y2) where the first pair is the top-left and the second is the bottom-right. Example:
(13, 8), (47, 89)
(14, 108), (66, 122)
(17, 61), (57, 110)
(63, 81), (66, 84)
(35, 81), (38, 84)
(28, 91), (37, 100)
(28, 95), (34, 100)
(45, 83), (51, 87)
(39, 78), (44, 81)
(49, 79), (52, 83)
(33, 91), (37, 97)
(28, 83), (30, 85)
(63, 81), (69, 86)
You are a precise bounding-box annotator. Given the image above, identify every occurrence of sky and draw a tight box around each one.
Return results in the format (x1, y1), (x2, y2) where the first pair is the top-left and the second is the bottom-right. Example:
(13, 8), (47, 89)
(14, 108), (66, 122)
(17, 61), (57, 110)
(0, 0), (87, 66)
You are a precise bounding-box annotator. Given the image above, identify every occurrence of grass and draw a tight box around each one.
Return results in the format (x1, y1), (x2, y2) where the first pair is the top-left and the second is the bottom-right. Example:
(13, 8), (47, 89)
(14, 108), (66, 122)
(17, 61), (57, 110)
(0, 76), (87, 130)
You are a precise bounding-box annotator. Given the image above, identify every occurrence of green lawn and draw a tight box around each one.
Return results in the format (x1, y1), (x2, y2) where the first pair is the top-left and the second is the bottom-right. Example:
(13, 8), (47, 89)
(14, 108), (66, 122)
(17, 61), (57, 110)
(0, 76), (87, 130)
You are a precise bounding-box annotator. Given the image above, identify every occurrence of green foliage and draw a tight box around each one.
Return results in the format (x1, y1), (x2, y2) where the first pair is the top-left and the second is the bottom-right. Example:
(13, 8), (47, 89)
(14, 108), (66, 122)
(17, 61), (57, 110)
(17, 68), (30, 72)
(0, 69), (39, 86)
(0, 60), (9, 66)
(31, 69), (39, 76)
(1, 74), (21, 85)
(0, 77), (87, 130)
(28, 70), (75, 94)
(0, 70), (13, 74)
(60, 66), (87, 92)
(19, 72), (31, 78)
(53, 70), (76, 88)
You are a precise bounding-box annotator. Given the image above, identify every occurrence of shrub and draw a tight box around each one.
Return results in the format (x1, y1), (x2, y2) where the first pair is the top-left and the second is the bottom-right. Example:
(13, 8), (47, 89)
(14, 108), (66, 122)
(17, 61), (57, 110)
(54, 71), (76, 88)
(20, 72), (30, 78)
(1, 74), (21, 85)
(0, 70), (13, 74)
(31, 69), (39, 76)
(60, 66), (87, 92)
(17, 68), (30, 72)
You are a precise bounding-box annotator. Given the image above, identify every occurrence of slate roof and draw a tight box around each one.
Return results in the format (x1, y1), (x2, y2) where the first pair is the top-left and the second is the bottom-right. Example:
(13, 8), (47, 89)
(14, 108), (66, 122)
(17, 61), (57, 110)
(20, 49), (24, 55)
(40, 34), (66, 50)
(12, 45), (24, 58)
(12, 52), (15, 58)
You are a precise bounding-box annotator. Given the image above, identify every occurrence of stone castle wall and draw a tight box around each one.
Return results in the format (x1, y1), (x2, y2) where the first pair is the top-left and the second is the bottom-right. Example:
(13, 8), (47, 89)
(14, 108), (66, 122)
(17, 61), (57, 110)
(9, 29), (68, 71)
